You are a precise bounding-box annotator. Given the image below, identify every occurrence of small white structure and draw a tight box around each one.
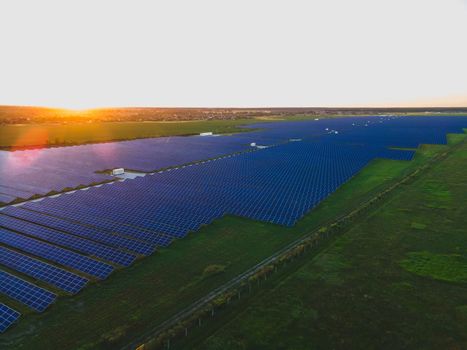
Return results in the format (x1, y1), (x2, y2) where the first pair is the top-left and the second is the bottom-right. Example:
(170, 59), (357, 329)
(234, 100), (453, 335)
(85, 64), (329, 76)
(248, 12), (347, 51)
(250, 142), (257, 147)
(314, 118), (319, 121)
(112, 168), (125, 176)
(199, 132), (213, 136)
(325, 128), (329, 131)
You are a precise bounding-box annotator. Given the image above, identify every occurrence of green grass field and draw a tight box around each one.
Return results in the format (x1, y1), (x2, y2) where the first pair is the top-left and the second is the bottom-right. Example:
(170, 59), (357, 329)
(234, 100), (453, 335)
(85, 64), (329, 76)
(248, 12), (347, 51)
(2, 134), (462, 349)
(176, 137), (467, 350)
(0, 120), (265, 149)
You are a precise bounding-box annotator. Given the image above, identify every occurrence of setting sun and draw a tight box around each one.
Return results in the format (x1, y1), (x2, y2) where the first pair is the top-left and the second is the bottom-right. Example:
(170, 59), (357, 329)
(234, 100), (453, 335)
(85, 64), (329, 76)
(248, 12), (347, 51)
(59, 105), (95, 113)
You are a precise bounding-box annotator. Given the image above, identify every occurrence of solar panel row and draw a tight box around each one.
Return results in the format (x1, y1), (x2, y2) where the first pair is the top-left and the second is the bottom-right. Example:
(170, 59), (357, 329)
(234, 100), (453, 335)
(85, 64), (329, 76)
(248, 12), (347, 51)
(1, 206), (156, 255)
(20, 204), (173, 246)
(0, 269), (56, 312)
(2, 116), (465, 200)
(0, 134), (250, 199)
(0, 214), (136, 266)
(0, 303), (20, 333)
(21, 140), (381, 231)
(0, 227), (113, 279)
(0, 246), (88, 294)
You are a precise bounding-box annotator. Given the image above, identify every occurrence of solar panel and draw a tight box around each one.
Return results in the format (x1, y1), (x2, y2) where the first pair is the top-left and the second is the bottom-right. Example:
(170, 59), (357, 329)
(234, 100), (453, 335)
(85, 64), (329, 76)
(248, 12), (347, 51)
(0, 214), (136, 266)
(0, 303), (20, 333)
(0, 269), (56, 312)
(0, 227), (113, 279)
(21, 140), (372, 228)
(1, 117), (465, 198)
(0, 193), (16, 204)
(22, 203), (173, 246)
(0, 132), (251, 197)
(0, 246), (88, 294)
(2, 207), (156, 255)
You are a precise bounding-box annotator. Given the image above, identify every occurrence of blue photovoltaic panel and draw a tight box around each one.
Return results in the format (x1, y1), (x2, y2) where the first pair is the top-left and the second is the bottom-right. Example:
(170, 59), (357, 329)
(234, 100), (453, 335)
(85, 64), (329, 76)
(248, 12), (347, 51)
(0, 185), (35, 199)
(17, 116), (466, 237)
(16, 126), (455, 234)
(0, 214), (136, 266)
(0, 134), (249, 197)
(0, 116), (466, 197)
(2, 207), (156, 255)
(21, 141), (367, 228)
(0, 246), (88, 294)
(0, 227), (113, 279)
(0, 193), (16, 204)
(0, 303), (20, 333)
(21, 204), (173, 247)
(0, 269), (56, 312)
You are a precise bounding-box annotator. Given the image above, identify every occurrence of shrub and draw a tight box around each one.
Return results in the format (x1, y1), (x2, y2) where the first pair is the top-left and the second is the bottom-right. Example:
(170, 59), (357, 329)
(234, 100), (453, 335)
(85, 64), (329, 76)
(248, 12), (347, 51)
(203, 264), (226, 277)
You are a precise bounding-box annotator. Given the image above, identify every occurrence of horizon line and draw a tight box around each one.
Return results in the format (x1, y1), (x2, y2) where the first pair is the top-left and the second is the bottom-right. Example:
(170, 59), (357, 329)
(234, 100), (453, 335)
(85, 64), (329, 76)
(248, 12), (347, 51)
(1, 104), (467, 111)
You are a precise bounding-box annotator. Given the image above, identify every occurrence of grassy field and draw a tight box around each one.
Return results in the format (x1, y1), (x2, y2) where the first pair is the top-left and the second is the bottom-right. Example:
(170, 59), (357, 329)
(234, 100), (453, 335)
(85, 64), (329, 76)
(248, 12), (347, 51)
(0, 120), (266, 149)
(176, 137), (467, 350)
(0, 116), (340, 149)
(2, 133), (461, 349)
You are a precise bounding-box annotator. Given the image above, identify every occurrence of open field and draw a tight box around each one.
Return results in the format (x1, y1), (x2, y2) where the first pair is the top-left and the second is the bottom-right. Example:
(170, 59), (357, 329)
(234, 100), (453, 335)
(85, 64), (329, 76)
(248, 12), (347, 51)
(175, 136), (467, 350)
(1, 133), (462, 349)
(0, 120), (263, 150)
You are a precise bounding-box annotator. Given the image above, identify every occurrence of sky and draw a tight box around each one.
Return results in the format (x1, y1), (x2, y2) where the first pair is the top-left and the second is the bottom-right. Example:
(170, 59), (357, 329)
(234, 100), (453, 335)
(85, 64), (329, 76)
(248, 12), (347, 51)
(0, 0), (466, 109)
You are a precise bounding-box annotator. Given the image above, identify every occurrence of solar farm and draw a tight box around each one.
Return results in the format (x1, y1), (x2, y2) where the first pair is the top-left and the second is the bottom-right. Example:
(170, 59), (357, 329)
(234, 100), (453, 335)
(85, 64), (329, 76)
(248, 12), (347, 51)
(0, 116), (466, 337)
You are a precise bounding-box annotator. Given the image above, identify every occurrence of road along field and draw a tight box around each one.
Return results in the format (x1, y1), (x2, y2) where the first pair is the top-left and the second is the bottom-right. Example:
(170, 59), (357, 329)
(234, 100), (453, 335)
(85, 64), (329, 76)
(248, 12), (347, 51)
(1, 132), (463, 349)
(176, 135), (467, 350)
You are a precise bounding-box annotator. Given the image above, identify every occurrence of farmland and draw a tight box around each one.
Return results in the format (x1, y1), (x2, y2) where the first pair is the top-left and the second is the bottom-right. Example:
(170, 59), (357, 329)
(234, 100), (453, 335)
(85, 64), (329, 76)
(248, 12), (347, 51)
(0, 120), (261, 150)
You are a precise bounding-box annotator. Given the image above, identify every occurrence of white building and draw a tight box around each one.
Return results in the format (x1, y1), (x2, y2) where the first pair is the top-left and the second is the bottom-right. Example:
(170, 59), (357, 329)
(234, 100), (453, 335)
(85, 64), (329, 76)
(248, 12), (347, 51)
(112, 168), (125, 176)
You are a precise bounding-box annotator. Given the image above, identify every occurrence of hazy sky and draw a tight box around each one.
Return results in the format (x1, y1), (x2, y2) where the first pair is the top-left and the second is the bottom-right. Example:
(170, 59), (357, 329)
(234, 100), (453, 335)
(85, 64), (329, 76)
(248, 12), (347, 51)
(1, 0), (466, 109)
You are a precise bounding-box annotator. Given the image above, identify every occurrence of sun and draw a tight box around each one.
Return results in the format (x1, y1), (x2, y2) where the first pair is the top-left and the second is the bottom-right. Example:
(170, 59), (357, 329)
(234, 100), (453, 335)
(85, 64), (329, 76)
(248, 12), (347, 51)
(55, 102), (99, 112)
